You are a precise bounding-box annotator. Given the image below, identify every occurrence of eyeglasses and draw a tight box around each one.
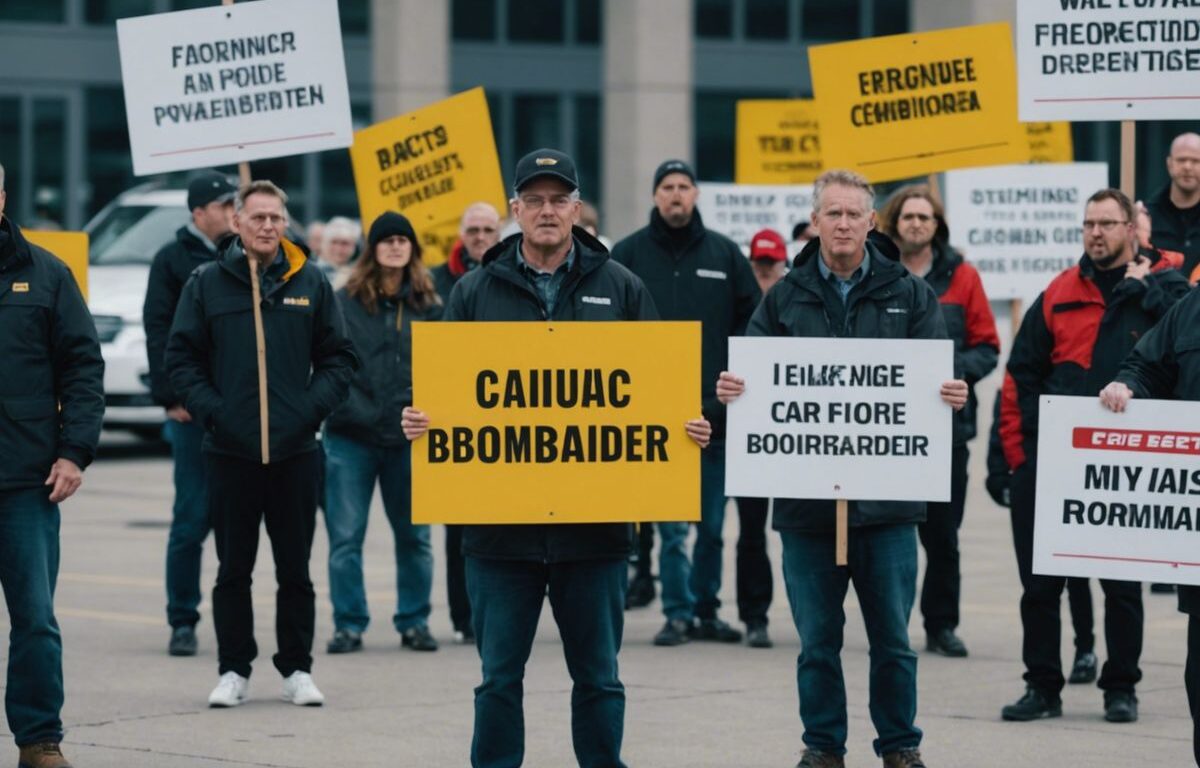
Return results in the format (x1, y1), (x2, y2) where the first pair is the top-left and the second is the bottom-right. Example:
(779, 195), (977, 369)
(464, 226), (497, 236)
(245, 213), (286, 228)
(899, 213), (935, 223)
(1081, 219), (1129, 232)
(519, 195), (575, 211)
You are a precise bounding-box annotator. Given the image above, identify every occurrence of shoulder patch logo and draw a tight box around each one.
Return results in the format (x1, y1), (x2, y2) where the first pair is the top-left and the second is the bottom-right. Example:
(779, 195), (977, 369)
(696, 269), (727, 280)
(885, 307), (908, 314)
(12, 282), (29, 293)
(581, 296), (612, 306)
(283, 296), (311, 307)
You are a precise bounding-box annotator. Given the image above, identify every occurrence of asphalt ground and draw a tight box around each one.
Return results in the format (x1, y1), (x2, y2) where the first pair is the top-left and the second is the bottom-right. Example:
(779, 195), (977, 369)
(0, 433), (1193, 767)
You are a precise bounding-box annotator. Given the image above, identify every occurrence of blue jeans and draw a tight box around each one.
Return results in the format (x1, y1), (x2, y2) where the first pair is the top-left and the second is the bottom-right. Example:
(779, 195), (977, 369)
(780, 524), (921, 757)
(323, 433), (431, 633)
(466, 557), (627, 768)
(164, 418), (210, 628)
(658, 443), (727, 622)
(0, 488), (63, 746)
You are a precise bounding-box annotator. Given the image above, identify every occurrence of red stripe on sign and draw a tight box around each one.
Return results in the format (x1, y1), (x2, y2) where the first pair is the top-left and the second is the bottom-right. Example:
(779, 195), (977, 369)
(1071, 427), (1200, 455)
(150, 132), (337, 158)
(1054, 552), (1200, 568)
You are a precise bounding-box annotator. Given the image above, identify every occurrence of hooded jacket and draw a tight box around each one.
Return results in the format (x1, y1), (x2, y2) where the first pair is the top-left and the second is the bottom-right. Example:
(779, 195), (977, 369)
(143, 225), (222, 407)
(610, 208), (759, 437)
(0, 217), (104, 490)
(165, 237), (358, 463)
(443, 227), (658, 563)
(748, 236), (948, 532)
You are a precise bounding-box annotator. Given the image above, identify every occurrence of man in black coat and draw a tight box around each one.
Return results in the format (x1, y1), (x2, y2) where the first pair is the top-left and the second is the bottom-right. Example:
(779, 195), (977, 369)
(1144, 132), (1200, 277)
(402, 149), (711, 768)
(166, 180), (357, 710)
(0, 162), (104, 768)
(143, 170), (235, 658)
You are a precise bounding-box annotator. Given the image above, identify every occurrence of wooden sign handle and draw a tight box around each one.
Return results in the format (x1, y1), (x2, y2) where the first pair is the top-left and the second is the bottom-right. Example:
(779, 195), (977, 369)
(1009, 298), (1023, 339)
(1120, 121), (1136, 200)
(248, 254), (270, 464)
(836, 498), (848, 566)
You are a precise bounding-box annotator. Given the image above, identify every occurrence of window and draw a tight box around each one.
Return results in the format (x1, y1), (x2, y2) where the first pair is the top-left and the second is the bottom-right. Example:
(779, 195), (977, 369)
(32, 99), (66, 228)
(745, 0), (788, 41)
(453, 0), (496, 41)
(0, 97), (22, 223)
(508, 0), (564, 43)
(695, 0), (733, 39)
(873, 0), (908, 36)
(318, 101), (373, 219)
(84, 0), (154, 24)
(513, 95), (560, 157)
(694, 92), (739, 182)
(339, 0), (369, 35)
(86, 87), (135, 219)
(0, 1), (66, 22)
(574, 95), (602, 202)
(802, 0), (858, 40)
(575, 0), (601, 44)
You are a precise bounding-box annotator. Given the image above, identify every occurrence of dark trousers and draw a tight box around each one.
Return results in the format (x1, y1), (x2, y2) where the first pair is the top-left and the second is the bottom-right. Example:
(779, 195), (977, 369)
(1186, 608), (1200, 766)
(209, 450), (319, 679)
(918, 443), (969, 633)
(735, 497), (773, 627)
(164, 419), (210, 629)
(633, 524), (653, 579)
(1067, 577), (1095, 654)
(446, 524), (472, 633)
(0, 488), (62, 746)
(1010, 463), (1143, 695)
(466, 557), (627, 768)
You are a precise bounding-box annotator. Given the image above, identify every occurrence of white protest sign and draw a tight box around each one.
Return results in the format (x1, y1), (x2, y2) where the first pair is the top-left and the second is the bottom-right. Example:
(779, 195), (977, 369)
(944, 162), (1108, 303)
(1017, 0), (1200, 121)
(117, 0), (353, 176)
(1035, 395), (1200, 585)
(699, 182), (815, 253)
(725, 337), (953, 501)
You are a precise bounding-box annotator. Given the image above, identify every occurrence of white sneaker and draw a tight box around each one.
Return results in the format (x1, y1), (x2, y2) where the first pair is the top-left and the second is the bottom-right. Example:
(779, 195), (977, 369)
(208, 671), (249, 708)
(281, 671), (325, 706)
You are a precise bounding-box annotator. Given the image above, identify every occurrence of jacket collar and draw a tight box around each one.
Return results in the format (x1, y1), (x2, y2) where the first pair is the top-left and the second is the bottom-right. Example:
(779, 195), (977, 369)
(0, 217), (32, 271)
(648, 207), (706, 250)
(217, 236), (307, 286)
(786, 237), (907, 295)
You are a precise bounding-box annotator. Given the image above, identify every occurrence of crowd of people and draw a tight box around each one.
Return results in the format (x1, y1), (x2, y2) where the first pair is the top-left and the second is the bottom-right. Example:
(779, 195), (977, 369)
(0, 131), (1199, 768)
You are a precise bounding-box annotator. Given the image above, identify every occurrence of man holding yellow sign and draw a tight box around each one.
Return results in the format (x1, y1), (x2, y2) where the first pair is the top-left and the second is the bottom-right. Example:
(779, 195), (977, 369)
(402, 149), (710, 768)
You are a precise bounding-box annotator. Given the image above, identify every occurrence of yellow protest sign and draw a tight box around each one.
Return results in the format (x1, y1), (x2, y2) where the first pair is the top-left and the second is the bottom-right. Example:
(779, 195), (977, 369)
(25, 230), (89, 300)
(349, 87), (507, 266)
(809, 23), (1026, 183)
(1025, 121), (1073, 164)
(411, 321), (702, 525)
(735, 99), (823, 184)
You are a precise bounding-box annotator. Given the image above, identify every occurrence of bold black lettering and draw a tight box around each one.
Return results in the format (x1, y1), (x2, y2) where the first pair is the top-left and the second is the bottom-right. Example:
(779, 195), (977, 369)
(452, 427), (474, 463)
(428, 429), (449, 463)
(646, 425), (669, 462)
(477, 370), (499, 408)
(610, 369), (631, 407)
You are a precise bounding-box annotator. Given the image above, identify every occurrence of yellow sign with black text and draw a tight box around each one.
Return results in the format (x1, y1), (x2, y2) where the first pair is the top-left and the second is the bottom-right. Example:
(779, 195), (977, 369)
(809, 23), (1026, 183)
(349, 87), (507, 266)
(25, 230), (89, 300)
(1025, 121), (1073, 164)
(411, 321), (702, 524)
(735, 99), (823, 184)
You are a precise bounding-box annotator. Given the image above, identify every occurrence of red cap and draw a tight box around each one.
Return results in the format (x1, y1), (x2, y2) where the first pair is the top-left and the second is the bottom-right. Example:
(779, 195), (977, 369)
(749, 229), (787, 262)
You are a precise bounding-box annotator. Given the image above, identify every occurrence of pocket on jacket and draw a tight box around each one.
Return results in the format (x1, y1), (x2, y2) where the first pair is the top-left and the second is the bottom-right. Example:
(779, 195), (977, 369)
(0, 397), (58, 485)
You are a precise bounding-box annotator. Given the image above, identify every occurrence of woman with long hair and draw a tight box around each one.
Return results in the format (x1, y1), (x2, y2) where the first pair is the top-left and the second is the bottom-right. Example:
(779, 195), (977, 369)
(322, 211), (443, 654)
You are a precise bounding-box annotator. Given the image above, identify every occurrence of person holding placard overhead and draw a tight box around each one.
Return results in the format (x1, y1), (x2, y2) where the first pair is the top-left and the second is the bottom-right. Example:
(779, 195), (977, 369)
(717, 169), (968, 768)
(999, 188), (1189, 725)
(401, 148), (712, 768)
(879, 184), (1000, 659)
(1100, 283), (1200, 767)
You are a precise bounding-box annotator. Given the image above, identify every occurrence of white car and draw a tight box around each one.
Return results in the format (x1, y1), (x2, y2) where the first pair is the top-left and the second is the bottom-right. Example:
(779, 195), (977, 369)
(85, 184), (189, 439)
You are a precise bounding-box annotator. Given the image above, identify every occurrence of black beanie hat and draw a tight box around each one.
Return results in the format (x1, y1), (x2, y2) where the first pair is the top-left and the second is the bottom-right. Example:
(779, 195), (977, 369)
(368, 211), (417, 250)
(653, 159), (696, 191)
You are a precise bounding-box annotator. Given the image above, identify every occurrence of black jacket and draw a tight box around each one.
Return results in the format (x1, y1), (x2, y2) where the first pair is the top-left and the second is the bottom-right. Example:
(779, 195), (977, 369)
(444, 227), (658, 563)
(143, 226), (220, 407)
(747, 237), (949, 533)
(325, 286), (443, 447)
(0, 217), (104, 491)
(611, 209), (759, 437)
(165, 238), (358, 463)
(999, 252), (1189, 471)
(1145, 184), (1200, 277)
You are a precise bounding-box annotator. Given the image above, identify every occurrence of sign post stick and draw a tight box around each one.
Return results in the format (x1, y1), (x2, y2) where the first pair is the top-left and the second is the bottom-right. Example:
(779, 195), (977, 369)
(836, 498), (848, 566)
(1120, 121), (1136, 199)
(1010, 298), (1022, 339)
(927, 174), (942, 204)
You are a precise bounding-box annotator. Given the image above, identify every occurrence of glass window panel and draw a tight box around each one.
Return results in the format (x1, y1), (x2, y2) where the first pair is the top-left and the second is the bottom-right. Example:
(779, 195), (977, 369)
(695, 0), (732, 39)
(575, 0), (601, 44)
(745, 0), (788, 41)
(84, 0), (154, 24)
(86, 87), (136, 219)
(0, 1), (66, 22)
(453, 0), (496, 41)
(0, 98), (22, 223)
(513, 95), (560, 159)
(694, 92), (738, 182)
(32, 99), (66, 228)
(802, 0), (858, 40)
(873, 0), (908, 36)
(508, 0), (564, 43)
(574, 95), (601, 204)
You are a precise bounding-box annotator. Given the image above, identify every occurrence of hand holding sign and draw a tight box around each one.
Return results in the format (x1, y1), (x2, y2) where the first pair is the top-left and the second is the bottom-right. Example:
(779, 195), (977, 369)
(1099, 382), (1135, 414)
(941, 379), (969, 411)
(402, 406), (430, 440)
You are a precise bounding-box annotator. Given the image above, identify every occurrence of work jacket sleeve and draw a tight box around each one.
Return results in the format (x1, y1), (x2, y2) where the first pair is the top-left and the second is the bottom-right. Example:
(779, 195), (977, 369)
(165, 274), (225, 429)
(52, 268), (105, 470)
(1000, 294), (1053, 470)
(746, 285), (782, 338)
(957, 268), (1000, 384)
(306, 278), (359, 423)
(908, 279), (949, 341)
(1138, 269), (1191, 320)
(443, 275), (472, 322)
(626, 274), (660, 321)
(142, 245), (183, 407)
(1115, 298), (1183, 400)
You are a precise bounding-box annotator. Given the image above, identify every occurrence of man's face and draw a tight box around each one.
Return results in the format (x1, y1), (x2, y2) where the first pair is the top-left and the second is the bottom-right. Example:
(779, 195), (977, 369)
(511, 178), (579, 251)
(1083, 198), (1133, 269)
(460, 208), (500, 262)
(323, 234), (356, 266)
(895, 197), (937, 254)
(654, 173), (698, 229)
(234, 192), (286, 260)
(813, 184), (875, 261)
(1167, 136), (1200, 195)
(751, 259), (785, 295)
(193, 199), (233, 243)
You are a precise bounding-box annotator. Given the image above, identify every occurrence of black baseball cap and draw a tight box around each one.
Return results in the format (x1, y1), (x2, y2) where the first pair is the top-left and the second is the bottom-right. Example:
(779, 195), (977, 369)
(513, 149), (579, 193)
(187, 171), (236, 211)
(653, 159), (696, 191)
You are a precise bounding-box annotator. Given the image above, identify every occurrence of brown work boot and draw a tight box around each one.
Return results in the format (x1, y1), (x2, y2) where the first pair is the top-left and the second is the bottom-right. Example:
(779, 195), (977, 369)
(18, 742), (73, 768)
(796, 748), (846, 767)
(882, 747), (927, 768)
